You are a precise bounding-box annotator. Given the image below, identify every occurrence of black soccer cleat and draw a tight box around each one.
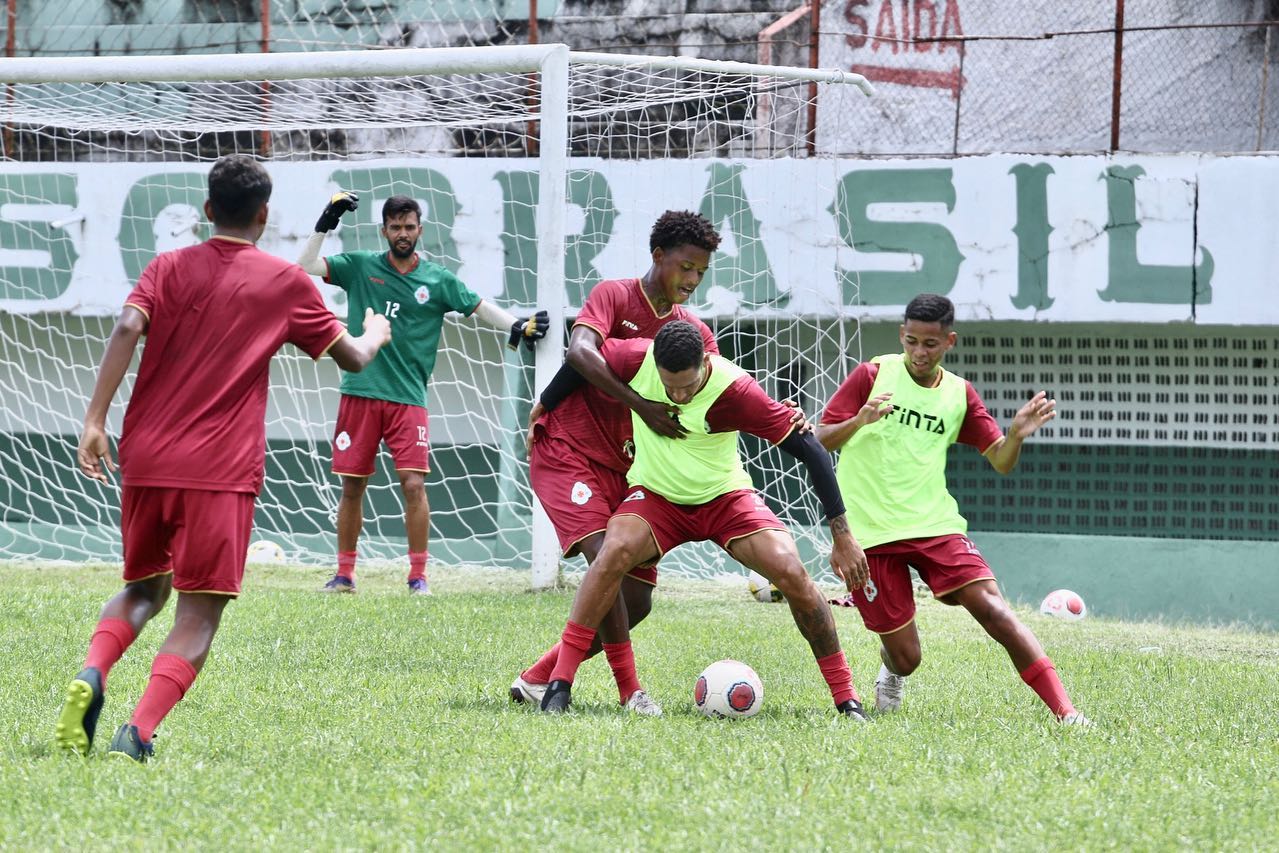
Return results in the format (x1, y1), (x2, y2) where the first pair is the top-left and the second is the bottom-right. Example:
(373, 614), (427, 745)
(836, 698), (870, 722)
(107, 723), (155, 763)
(539, 680), (573, 713)
(54, 667), (105, 754)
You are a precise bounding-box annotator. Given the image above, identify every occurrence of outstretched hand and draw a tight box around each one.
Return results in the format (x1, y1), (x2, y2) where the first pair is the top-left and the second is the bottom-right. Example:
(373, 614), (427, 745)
(857, 392), (893, 427)
(315, 190), (359, 233)
(1010, 390), (1056, 440)
(508, 310), (550, 351)
(635, 397), (687, 439)
(77, 423), (117, 484)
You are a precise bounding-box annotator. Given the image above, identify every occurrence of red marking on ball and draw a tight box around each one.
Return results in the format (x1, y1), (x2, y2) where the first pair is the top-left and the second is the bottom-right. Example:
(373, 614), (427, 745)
(1067, 597), (1084, 615)
(694, 675), (708, 706)
(727, 681), (756, 712)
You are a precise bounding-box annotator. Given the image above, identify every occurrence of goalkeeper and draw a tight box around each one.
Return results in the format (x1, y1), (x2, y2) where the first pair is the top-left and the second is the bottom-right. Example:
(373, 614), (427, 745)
(299, 192), (549, 595)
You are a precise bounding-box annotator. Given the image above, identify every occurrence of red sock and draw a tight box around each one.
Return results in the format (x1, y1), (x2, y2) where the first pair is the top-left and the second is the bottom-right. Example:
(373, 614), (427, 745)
(603, 641), (643, 703)
(336, 551), (356, 580)
(1020, 656), (1076, 717)
(817, 650), (860, 705)
(548, 621), (596, 685)
(83, 618), (137, 688)
(407, 551), (428, 583)
(129, 654), (198, 742)
(522, 642), (561, 684)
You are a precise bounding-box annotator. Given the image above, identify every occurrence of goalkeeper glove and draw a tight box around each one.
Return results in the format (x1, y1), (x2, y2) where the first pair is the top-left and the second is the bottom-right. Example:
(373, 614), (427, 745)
(314, 191), (359, 233)
(508, 310), (550, 351)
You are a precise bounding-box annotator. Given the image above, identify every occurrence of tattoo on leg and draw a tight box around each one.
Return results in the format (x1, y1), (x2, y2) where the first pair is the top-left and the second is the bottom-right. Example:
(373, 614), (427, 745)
(790, 601), (840, 657)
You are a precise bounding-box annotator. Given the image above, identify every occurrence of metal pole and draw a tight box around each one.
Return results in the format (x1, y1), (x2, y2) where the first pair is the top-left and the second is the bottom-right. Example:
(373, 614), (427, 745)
(806, 0), (820, 155)
(952, 41), (965, 155)
(1110, 0), (1125, 152)
(260, 0), (272, 157)
(529, 45), (569, 589)
(526, 0), (540, 156)
(4, 0), (15, 158)
(1259, 24), (1272, 151)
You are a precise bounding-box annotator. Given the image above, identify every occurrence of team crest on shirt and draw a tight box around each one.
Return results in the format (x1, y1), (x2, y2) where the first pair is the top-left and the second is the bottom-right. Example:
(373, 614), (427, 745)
(335, 431), (352, 451)
(623, 489), (645, 502)
(570, 482), (593, 505)
(863, 577), (879, 602)
(414, 285), (430, 304)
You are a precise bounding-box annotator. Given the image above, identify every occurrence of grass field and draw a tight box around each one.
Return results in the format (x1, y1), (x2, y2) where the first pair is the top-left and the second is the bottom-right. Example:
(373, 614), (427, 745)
(4, 561), (1277, 851)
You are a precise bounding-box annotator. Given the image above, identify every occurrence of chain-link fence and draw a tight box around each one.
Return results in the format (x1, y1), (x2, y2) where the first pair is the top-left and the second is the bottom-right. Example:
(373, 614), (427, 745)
(0, 1), (1274, 155)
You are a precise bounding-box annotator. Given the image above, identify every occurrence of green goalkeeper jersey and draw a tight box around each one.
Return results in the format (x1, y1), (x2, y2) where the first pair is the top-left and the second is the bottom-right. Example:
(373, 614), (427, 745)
(326, 251), (481, 407)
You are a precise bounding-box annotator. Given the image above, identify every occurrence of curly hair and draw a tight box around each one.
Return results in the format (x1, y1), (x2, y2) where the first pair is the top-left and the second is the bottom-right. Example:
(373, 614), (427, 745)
(207, 154), (272, 228)
(653, 320), (706, 373)
(904, 293), (955, 327)
(649, 210), (721, 253)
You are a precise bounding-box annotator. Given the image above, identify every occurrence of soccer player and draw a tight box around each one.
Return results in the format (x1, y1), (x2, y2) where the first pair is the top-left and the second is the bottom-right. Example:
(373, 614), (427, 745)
(816, 293), (1089, 725)
(56, 154), (392, 762)
(511, 211), (723, 716)
(297, 192), (549, 595)
(529, 320), (874, 719)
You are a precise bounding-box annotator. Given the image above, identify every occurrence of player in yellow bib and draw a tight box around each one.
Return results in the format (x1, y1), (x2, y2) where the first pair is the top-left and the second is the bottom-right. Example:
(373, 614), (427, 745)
(818, 293), (1089, 725)
(528, 321), (874, 719)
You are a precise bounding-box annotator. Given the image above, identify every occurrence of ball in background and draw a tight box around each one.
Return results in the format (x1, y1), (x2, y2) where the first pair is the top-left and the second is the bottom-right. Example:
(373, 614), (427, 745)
(246, 540), (287, 564)
(747, 569), (783, 603)
(1039, 588), (1087, 621)
(694, 659), (764, 718)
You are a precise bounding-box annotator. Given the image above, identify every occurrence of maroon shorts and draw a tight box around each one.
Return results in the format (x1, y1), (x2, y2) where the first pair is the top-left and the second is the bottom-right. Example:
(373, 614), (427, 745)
(612, 486), (785, 558)
(846, 534), (996, 634)
(332, 394), (429, 476)
(530, 433), (657, 586)
(121, 485), (256, 596)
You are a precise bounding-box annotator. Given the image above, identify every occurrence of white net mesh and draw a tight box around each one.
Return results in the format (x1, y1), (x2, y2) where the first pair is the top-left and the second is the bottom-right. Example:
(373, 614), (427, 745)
(0, 49), (871, 582)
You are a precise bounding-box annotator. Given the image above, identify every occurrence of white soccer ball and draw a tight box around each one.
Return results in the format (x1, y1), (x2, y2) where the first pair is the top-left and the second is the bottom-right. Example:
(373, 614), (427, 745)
(694, 659), (764, 719)
(1039, 589), (1087, 621)
(245, 540), (287, 564)
(747, 570), (783, 603)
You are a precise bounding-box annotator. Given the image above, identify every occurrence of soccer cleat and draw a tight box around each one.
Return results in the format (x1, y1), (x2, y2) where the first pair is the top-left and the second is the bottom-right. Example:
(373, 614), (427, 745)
(873, 663), (906, 713)
(1059, 711), (1093, 727)
(539, 680), (572, 713)
(509, 675), (548, 705)
(407, 578), (432, 595)
(321, 574), (355, 594)
(54, 667), (105, 755)
(835, 698), (870, 721)
(622, 690), (663, 717)
(107, 724), (154, 763)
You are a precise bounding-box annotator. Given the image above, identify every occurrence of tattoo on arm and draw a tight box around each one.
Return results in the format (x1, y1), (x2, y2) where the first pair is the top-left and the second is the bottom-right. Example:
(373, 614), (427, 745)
(831, 515), (850, 536)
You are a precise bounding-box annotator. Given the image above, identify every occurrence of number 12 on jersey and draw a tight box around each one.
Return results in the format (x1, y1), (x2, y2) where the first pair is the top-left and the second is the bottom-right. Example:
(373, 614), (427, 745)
(384, 302), (401, 318)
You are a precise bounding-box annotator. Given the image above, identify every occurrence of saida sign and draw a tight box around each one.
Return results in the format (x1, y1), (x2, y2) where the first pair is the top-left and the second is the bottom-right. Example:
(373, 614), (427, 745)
(0, 153), (1263, 324)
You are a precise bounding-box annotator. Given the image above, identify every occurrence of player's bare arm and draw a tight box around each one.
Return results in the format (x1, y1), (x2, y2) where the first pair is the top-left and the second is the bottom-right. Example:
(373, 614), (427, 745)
(815, 391), (893, 451)
(565, 324), (687, 439)
(984, 390), (1056, 475)
(327, 307), (392, 373)
(76, 306), (148, 483)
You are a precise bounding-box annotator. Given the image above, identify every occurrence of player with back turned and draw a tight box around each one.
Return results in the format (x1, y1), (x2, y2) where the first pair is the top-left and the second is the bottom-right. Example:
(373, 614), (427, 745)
(55, 154), (392, 762)
(297, 192), (549, 595)
(817, 293), (1090, 724)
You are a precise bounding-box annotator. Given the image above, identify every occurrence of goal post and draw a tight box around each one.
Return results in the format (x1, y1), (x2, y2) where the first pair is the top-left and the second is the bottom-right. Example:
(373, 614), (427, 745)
(0, 44), (874, 589)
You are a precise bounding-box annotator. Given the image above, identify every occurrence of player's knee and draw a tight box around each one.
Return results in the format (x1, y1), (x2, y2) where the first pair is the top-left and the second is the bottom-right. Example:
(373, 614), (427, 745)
(340, 478), (368, 501)
(597, 541), (645, 578)
(892, 647), (922, 676)
(766, 559), (811, 598)
(127, 574), (172, 610)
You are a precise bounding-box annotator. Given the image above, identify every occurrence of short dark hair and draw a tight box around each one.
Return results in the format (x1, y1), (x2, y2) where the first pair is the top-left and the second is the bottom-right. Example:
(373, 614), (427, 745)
(206, 155), (271, 228)
(904, 293), (955, 327)
(653, 320), (705, 373)
(649, 210), (721, 253)
(382, 195), (422, 225)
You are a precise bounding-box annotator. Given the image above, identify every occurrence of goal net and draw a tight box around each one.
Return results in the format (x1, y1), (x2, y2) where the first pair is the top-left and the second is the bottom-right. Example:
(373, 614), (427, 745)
(0, 46), (873, 586)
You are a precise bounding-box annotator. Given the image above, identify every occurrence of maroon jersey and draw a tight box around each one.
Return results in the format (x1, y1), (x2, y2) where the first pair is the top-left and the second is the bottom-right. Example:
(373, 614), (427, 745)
(119, 237), (346, 494)
(539, 278), (719, 473)
(601, 338), (797, 445)
(820, 362), (1004, 452)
